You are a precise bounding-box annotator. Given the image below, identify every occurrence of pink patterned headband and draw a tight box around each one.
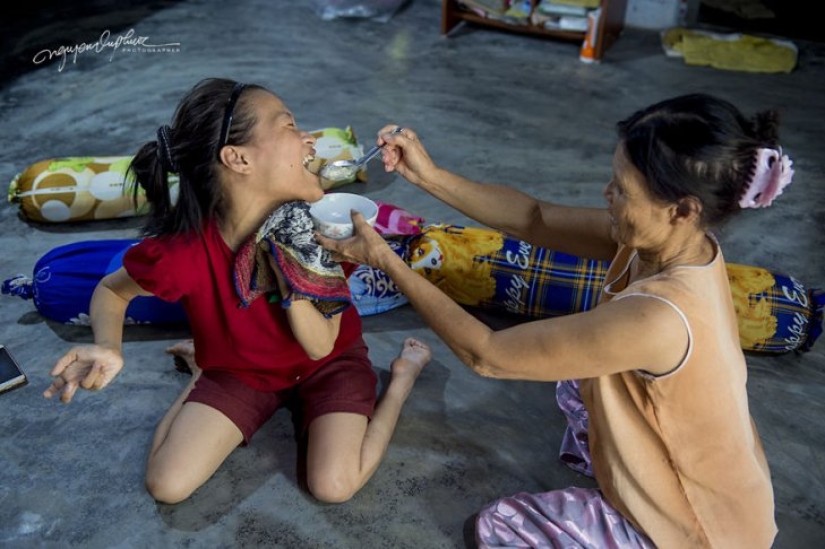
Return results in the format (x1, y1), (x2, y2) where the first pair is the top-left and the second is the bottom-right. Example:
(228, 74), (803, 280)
(738, 147), (794, 209)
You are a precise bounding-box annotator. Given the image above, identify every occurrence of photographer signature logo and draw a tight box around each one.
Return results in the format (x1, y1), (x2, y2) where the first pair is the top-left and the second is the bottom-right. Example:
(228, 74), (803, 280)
(33, 29), (181, 72)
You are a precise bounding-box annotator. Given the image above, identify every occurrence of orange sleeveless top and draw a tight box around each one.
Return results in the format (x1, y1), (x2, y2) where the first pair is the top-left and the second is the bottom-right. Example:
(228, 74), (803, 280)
(580, 239), (777, 548)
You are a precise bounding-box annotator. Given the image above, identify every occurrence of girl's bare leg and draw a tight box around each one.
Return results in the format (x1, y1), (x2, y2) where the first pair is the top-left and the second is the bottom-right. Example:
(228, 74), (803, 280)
(143, 341), (244, 504)
(305, 337), (431, 503)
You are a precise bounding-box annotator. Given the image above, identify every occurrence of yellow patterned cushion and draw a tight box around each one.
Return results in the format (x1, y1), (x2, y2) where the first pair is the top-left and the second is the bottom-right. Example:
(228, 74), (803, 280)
(7, 156), (169, 223)
(7, 127), (366, 223)
(407, 224), (823, 354)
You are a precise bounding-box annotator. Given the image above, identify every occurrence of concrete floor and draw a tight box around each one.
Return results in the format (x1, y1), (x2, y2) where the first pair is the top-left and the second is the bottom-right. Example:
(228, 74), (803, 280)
(1, 1), (824, 547)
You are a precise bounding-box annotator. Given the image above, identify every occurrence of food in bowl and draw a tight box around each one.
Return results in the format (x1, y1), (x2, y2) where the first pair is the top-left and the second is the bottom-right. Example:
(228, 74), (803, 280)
(310, 193), (379, 239)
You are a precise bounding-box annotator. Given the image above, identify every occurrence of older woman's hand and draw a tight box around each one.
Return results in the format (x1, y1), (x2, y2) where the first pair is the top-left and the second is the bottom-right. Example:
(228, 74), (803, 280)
(316, 210), (395, 270)
(377, 126), (438, 189)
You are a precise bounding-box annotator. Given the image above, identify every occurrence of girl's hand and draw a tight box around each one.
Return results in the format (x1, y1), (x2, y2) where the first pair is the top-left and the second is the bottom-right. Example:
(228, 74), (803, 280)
(266, 255), (291, 298)
(44, 345), (124, 404)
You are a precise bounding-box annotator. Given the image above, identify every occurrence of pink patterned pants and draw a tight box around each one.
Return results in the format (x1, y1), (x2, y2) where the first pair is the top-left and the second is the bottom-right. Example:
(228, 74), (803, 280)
(475, 380), (656, 549)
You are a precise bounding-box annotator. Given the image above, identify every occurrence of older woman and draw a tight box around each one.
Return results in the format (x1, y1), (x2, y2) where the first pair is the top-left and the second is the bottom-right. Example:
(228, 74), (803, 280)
(320, 94), (791, 548)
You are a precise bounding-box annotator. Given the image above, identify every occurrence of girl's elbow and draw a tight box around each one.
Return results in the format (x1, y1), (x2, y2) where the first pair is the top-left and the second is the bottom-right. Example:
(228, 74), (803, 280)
(304, 341), (335, 361)
(306, 349), (331, 361)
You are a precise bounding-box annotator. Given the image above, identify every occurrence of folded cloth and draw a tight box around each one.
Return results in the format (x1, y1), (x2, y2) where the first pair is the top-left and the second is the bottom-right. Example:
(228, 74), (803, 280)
(233, 201), (351, 316)
(662, 27), (797, 73)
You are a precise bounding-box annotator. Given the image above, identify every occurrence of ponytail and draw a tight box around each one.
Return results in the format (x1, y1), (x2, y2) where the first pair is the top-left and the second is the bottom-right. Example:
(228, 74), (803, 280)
(618, 93), (791, 227)
(752, 109), (780, 147)
(129, 139), (176, 236)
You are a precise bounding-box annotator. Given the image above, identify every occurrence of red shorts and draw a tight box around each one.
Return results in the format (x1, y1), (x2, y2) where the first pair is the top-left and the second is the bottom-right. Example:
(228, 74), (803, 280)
(185, 338), (377, 443)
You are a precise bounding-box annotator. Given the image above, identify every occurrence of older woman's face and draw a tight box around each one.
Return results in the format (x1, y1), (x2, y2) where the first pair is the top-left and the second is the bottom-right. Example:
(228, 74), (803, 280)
(603, 143), (673, 249)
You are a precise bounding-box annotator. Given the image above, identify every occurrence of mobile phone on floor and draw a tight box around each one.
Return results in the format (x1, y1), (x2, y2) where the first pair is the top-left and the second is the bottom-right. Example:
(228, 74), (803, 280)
(0, 344), (28, 395)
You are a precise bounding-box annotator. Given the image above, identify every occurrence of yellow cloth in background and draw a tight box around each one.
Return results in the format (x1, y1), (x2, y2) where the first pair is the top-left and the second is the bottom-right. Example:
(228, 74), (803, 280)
(663, 27), (797, 73)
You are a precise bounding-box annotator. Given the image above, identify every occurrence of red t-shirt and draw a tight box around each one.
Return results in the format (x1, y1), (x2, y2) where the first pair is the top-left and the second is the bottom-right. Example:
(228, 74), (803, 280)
(122, 220), (363, 392)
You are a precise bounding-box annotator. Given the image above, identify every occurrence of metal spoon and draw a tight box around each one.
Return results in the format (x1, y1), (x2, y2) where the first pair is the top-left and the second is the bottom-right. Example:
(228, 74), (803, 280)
(319, 127), (404, 182)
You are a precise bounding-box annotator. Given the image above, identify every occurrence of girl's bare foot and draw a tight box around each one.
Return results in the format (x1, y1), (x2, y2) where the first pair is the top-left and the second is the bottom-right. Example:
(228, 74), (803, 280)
(165, 339), (199, 376)
(392, 337), (432, 389)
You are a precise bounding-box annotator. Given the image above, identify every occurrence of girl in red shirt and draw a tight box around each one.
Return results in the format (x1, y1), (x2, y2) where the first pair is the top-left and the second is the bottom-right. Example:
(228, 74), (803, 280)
(44, 78), (430, 505)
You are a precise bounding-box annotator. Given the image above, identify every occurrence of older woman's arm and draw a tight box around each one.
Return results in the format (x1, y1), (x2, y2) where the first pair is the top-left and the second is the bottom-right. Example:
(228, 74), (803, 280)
(321, 214), (687, 381)
(378, 126), (618, 261)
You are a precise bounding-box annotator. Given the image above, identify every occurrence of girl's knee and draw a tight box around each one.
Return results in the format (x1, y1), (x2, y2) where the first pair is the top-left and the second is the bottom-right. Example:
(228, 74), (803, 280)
(144, 467), (197, 505)
(307, 471), (357, 504)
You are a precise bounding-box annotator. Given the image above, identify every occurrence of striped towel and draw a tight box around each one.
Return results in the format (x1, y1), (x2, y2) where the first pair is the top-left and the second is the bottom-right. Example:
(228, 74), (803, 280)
(233, 201), (351, 316)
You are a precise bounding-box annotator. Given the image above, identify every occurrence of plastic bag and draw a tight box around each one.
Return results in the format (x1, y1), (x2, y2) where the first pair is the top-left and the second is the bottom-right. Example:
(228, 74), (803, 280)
(310, 0), (409, 22)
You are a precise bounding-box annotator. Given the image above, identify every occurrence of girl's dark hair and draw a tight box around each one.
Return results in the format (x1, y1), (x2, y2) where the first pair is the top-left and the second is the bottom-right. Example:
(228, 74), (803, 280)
(128, 78), (265, 236)
(617, 93), (780, 227)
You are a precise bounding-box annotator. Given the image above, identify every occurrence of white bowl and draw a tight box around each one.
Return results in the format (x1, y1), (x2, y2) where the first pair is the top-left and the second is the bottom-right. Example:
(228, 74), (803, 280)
(310, 193), (379, 239)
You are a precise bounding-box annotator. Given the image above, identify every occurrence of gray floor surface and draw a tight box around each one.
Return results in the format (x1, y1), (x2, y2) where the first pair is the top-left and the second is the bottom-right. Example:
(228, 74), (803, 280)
(1, 1), (824, 547)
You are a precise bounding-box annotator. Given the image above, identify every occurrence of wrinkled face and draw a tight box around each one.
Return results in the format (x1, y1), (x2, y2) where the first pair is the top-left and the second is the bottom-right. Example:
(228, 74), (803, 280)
(243, 90), (324, 203)
(602, 142), (673, 249)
